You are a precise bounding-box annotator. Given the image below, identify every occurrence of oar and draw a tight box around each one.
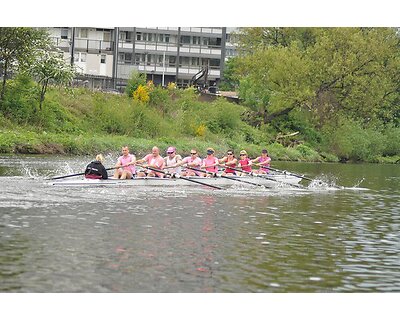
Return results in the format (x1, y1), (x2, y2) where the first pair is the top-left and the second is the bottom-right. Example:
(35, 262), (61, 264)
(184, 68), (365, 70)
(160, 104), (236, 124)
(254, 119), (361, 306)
(188, 167), (270, 188)
(49, 164), (129, 180)
(136, 165), (223, 190)
(263, 166), (314, 182)
(227, 166), (306, 189)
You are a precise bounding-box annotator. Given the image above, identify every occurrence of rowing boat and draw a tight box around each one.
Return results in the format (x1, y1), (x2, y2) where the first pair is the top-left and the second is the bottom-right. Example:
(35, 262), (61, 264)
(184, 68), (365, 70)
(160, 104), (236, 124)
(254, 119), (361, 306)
(49, 174), (302, 188)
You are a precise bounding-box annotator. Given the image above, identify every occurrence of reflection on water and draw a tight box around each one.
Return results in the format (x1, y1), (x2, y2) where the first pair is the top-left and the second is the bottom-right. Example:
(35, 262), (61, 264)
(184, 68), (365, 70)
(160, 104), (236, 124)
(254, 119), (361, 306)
(0, 155), (399, 292)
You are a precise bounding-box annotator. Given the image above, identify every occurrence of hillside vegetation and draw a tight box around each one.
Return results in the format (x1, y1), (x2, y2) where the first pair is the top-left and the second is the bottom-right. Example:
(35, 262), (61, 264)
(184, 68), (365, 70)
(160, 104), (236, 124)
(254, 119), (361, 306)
(0, 27), (399, 162)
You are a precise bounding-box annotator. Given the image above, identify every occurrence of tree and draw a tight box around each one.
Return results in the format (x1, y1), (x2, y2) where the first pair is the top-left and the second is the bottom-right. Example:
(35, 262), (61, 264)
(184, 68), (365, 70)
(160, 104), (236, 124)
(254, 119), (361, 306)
(0, 27), (50, 104)
(232, 27), (400, 128)
(27, 48), (75, 111)
(235, 43), (314, 126)
(232, 27), (318, 54)
(307, 28), (400, 126)
(219, 56), (240, 91)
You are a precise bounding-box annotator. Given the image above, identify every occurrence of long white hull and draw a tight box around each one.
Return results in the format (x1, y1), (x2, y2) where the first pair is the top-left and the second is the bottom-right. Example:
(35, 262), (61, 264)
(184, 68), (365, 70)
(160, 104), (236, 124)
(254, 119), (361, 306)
(49, 174), (302, 188)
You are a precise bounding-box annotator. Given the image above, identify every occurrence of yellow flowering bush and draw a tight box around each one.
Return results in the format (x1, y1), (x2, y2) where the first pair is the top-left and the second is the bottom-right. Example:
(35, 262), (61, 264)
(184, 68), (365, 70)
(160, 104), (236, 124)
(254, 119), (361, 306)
(195, 124), (206, 137)
(133, 85), (150, 103)
(167, 82), (177, 91)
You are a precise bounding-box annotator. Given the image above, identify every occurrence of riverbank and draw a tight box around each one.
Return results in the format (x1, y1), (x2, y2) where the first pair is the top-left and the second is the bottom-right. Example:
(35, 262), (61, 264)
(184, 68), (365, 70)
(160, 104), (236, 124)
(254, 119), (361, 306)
(0, 127), (328, 161)
(0, 83), (398, 163)
(1, 127), (399, 164)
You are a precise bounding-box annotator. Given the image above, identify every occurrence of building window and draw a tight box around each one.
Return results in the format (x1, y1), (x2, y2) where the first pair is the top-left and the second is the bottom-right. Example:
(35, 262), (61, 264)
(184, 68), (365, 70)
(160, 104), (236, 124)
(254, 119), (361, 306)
(136, 32), (142, 41)
(209, 37), (221, 47)
(191, 57), (199, 66)
(169, 56), (176, 67)
(179, 56), (190, 67)
(74, 52), (86, 63)
(125, 53), (132, 63)
(61, 28), (69, 39)
(181, 36), (190, 45)
(103, 31), (111, 42)
(209, 58), (220, 67)
(165, 34), (170, 43)
(192, 36), (201, 45)
(126, 32), (132, 42)
(80, 28), (88, 38)
(101, 54), (106, 64)
(119, 32), (126, 41)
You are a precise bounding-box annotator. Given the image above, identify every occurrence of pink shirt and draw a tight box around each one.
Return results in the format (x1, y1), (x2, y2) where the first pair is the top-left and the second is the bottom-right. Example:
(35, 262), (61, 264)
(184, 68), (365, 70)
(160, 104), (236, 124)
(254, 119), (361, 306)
(118, 154), (136, 174)
(182, 156), (202, 175)
(257, 155), (271, 173)
(202, 156), (219, 173)
(143, 154), (165, 177)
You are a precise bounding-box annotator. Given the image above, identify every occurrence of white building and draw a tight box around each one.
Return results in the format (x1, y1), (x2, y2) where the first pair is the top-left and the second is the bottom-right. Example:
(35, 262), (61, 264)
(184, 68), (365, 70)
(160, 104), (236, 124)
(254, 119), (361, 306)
(47, 27), (233, 90)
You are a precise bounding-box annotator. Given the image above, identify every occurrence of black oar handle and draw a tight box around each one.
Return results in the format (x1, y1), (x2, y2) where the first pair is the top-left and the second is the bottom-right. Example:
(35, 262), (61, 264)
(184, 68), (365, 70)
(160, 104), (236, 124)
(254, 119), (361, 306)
(49, 171), (86, 180)
(49, 164), (129, 180)
(189, 167), (269, 188)
(137, 164), (222, 190)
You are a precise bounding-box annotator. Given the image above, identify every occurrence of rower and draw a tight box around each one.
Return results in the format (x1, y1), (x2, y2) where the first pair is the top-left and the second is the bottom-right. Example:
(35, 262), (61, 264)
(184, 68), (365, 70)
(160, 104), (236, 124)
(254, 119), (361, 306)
(85, 154), (108, 179)
(177, 149), (202, 177)
(163, 146), (182, 175)
(237, 150), (252, 176)
(219, 149), (238, 176)
(136, 146), (165, 178)
(201, 148), (219, 177)
(252, 149), (271, 174)
(113, 146), (136, 179)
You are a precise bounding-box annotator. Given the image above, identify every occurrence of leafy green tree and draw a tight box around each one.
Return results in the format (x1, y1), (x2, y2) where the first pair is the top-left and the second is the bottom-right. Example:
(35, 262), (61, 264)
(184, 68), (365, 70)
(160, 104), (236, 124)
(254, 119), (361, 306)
(27, 48), (75, 111)
(232, 27), (318, 53)
(232, 27), (400, 129)
(235, 43), (314, 126)
(219, 56), (240, 91)
(0, 27), (50, 104)
(307, 28), (400, 126)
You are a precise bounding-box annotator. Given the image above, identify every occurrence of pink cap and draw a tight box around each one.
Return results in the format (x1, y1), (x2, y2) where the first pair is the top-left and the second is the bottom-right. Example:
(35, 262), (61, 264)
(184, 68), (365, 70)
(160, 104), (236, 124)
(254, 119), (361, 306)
(167, 146), (176, 153)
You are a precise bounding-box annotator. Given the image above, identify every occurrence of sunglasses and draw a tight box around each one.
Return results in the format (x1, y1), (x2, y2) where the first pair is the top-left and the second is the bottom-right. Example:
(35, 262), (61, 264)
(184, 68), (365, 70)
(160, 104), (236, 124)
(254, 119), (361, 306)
(227, 153), (233, 155)
(191, 152), (197, 155)
(240, 154), (246, 156)
(167, 151), (174, 154)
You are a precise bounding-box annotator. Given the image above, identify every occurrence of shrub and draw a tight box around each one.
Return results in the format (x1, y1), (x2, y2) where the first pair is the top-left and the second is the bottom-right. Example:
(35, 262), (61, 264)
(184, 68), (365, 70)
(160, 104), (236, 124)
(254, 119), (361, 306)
(382, 125), (400, 156)
(149, 86), (171, 114)
(133, 85), (150, 103)
(295, 144), (321, 161)
(125, 70), (147, 97)
(321, 117), (390, 162)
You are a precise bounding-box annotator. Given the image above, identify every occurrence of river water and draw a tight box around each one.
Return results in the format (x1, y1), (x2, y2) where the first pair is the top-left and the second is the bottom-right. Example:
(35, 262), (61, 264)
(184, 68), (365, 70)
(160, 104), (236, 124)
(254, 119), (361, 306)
(0, 155), (399, 293)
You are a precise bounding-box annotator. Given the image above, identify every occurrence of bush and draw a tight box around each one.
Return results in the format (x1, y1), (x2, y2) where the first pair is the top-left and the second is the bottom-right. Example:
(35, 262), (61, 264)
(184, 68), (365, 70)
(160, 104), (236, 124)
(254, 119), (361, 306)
(125, 70), (147, 97)
(382, 125), (400, 156)
(201, 98), (245, 134)
(149, 86), (171, 115)
(1, 75), (38, 123)
(321, 117), (390, 162)
(133, 85), (150, 103)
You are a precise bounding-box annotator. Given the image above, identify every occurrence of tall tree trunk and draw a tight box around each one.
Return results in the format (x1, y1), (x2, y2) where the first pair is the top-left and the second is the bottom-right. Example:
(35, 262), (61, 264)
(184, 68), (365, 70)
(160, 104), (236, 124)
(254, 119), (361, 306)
(0, 60), (8, 104)
(39, 80), (48, 111)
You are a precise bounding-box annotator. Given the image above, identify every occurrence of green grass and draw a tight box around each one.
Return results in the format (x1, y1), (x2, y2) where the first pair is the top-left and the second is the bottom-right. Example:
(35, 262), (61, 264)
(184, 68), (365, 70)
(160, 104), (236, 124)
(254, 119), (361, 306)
(0, 81), (398, 163)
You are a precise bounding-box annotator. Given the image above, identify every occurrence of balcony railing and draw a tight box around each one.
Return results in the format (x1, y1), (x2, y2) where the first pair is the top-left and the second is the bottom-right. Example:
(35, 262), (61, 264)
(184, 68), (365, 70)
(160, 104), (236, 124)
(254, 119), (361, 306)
(50, 37), (114, 53)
